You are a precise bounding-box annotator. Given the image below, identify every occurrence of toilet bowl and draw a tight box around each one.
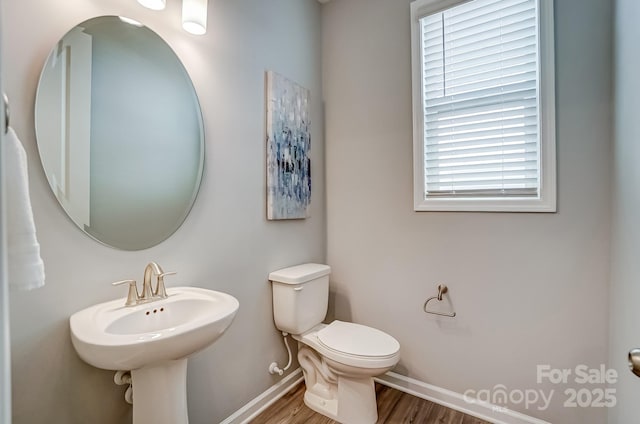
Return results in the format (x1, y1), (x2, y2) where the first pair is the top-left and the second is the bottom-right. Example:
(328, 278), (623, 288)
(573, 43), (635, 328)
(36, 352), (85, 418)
(269, 264), (400, 424)
(294, 321), (400, 423)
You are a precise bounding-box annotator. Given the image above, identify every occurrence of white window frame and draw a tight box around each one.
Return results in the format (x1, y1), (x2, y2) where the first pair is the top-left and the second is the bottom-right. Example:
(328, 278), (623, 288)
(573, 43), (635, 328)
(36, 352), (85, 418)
(411, 0), (556, 212)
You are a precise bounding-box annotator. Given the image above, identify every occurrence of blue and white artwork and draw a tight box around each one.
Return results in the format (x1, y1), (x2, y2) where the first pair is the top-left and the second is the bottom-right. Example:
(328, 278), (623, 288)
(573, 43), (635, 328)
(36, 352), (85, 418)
(266, 71), (311, 220)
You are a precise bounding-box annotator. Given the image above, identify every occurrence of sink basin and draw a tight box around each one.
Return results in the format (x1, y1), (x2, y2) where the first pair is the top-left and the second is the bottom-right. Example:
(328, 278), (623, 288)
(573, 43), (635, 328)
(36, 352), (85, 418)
(70, 287), (239, 370)
(69, 286), (239, 424)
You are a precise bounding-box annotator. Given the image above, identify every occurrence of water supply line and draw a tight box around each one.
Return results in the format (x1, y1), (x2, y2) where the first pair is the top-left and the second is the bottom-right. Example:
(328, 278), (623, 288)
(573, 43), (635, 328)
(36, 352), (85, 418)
(268, 332), (292, 376)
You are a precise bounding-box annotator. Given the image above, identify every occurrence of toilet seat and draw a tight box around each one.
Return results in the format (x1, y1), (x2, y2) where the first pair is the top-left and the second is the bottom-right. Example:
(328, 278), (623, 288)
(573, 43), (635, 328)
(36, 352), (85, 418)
(318, 321), (399, 357)
(298, 321), (400, 369)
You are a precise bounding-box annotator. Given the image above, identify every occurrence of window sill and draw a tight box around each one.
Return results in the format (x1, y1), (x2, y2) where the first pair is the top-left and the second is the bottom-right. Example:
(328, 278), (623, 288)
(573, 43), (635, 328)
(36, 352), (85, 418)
(413, 197), (557, 213)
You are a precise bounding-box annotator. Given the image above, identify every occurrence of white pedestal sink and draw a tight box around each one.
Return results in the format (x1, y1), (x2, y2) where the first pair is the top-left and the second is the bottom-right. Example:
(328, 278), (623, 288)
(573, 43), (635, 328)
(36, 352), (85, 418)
(70, 287), (239, 424)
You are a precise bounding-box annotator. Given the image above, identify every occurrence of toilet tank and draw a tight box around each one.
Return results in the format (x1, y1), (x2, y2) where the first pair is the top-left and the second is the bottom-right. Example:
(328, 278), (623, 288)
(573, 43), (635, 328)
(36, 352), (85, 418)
(269, 263), (331, 335)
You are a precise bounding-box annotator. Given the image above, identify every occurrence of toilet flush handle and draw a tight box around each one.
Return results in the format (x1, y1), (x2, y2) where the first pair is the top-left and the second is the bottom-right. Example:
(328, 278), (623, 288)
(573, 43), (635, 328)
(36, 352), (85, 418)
(294, 287), (304, 291)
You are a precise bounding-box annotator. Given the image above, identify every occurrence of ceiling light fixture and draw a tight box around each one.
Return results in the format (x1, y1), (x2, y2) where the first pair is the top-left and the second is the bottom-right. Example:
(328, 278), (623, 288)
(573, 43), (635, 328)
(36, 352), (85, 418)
(182, 0), (207, 35)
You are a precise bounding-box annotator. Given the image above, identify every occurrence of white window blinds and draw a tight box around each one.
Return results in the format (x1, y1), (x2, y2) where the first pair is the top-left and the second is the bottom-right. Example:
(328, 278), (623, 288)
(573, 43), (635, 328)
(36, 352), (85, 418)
(421, 0), (539, 197)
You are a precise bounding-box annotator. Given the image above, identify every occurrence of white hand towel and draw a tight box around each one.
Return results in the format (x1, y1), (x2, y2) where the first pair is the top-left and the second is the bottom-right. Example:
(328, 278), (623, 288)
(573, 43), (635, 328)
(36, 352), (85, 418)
(5, 127), (45, 290)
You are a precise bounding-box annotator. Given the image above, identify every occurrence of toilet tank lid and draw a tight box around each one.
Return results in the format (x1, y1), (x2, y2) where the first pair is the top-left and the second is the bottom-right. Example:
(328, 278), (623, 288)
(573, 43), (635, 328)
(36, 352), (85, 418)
(269, 263), (331, 284)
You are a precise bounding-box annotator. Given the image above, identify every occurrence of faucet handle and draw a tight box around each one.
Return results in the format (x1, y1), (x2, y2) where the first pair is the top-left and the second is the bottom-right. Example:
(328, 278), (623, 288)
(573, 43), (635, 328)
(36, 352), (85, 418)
(155, 272), (176, 298)
(112, 280), (139, 306)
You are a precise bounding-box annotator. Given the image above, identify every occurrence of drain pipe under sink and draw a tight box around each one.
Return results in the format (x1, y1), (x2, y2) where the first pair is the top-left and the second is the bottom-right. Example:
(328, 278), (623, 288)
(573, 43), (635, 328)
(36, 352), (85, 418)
(114, 370), (133, 404)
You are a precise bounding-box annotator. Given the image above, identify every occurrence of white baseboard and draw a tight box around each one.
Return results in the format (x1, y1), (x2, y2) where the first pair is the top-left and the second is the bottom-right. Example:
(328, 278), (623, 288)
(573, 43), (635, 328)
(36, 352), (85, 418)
(220, 368), (549, 424)
(375, 372), (551, 424)
(219, 368), (303, 424)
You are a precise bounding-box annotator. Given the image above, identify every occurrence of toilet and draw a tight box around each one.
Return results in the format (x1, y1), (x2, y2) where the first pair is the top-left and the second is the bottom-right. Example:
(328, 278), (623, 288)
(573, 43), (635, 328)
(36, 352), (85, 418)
(269, 263), (400, 424)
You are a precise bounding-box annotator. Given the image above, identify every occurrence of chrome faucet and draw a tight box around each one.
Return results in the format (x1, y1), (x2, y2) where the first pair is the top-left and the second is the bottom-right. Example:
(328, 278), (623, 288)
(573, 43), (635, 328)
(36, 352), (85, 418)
(112, 262), (176, 307)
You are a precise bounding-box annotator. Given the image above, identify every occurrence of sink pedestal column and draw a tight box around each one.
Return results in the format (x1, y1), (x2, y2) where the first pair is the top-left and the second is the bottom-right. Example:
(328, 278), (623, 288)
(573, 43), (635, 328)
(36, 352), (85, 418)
(131, 358), (189, 424)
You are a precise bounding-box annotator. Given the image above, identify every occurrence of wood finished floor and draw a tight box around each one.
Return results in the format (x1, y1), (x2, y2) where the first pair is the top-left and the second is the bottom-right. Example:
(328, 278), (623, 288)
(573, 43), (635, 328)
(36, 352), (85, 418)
(250, 382), (491, 424)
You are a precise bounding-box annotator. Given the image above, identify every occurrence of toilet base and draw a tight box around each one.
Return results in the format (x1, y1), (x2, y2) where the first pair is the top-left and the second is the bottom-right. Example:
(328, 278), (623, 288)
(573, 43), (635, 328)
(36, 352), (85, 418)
(298, 344), (380, 424)
(302, 375), (378, 424)
(304, 390), (339, 420)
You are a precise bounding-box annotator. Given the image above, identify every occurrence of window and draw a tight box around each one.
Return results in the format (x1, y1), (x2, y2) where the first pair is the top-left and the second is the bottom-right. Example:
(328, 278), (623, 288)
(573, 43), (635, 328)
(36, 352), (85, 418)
(411, 0), (556, 212)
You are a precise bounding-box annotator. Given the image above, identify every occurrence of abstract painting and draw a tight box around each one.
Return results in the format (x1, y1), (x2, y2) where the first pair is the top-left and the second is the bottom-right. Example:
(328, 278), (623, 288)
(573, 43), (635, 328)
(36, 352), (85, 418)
(266, 71), (311, 220)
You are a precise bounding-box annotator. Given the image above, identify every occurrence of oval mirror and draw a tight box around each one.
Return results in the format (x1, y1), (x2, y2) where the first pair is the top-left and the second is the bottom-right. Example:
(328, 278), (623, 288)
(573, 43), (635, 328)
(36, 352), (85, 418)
(35, 16), (204, 250)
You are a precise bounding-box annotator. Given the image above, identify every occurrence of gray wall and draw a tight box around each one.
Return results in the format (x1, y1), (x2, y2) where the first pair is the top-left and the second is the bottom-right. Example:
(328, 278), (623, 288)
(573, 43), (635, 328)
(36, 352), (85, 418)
(609, 0), (640, 422)
(3, 0), (324, 422)
(322, 0), (612, 422)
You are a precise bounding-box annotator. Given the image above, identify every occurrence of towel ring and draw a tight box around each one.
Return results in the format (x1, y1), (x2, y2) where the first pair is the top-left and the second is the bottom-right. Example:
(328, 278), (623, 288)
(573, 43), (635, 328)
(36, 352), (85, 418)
(423, 284), (456, 317)
(3, 93), (9, 134)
